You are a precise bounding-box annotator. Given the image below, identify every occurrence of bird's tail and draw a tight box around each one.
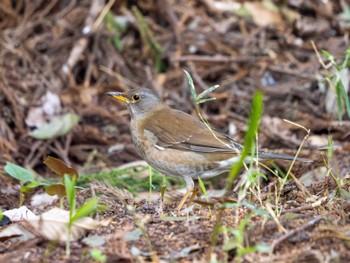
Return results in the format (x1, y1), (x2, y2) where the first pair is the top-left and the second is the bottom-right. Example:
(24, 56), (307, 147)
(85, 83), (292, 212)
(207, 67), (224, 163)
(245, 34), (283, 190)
(258, 152), (312, 163)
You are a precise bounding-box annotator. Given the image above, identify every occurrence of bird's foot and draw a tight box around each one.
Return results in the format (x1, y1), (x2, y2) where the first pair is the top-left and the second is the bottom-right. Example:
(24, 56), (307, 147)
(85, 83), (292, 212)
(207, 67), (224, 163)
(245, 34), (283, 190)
(176, 189), (193, 211)
(176, 187), (200, 210)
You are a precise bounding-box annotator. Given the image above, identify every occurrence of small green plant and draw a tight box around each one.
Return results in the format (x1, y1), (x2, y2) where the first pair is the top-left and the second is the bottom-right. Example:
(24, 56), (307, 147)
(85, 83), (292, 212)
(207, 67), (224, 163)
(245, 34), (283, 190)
(64, 174), (98, 256)
(321, 135), (350, 200)
(90, 248), (107, 263)
(3, 157), (80, 207)
(4, 162), (42, 206)
(223, 215), (270, 261)
(227, 91), (263, 192)
(44, 156), (79, 208)
(312, 42), (350, 123)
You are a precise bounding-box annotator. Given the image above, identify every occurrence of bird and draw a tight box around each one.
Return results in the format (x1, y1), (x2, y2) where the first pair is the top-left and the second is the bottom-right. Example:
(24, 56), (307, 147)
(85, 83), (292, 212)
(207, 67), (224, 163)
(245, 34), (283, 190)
(106, 88), (311, 210)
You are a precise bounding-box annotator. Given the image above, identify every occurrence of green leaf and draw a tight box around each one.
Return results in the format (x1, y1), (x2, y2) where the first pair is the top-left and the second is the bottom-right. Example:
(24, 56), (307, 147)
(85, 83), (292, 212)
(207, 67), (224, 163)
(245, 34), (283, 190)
(321, 50), (334, 60)
(105, 11), (124, 52)
(64, 175), (76, 212)
(197, 85), (219, 99)
(198, 176), (208, 197)
(90, 248), (107, 263)
(71, 198), (98, 223)
(132, 6), (163, 72)
(29, 113), (79, 140)
(197, 97), (216, 104)
(339, 189), (350, 200)
(44, 156), (78, 178)
(335, 80), (344, 123)
(227, 91), (263, 189)
(20, 181), (42, 193)
(4, 162), (35, 183)
(238, 246), (258, 256)
(183, 70), (197, 101)
(337, 80), (350, 118)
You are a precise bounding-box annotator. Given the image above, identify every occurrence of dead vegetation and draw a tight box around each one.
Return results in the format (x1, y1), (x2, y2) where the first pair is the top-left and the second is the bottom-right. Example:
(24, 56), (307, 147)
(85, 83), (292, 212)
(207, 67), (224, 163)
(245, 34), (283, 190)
(1, 0), (350, 262)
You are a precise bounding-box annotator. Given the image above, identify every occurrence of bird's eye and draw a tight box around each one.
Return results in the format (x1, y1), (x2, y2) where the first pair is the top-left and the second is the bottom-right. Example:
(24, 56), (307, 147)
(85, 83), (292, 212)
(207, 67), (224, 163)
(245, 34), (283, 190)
(132, 94), (141, 102)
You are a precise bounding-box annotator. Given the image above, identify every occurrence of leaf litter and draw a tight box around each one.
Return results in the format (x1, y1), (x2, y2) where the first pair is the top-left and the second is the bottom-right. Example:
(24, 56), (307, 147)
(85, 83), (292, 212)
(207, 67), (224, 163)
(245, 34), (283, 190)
(0, 0), (350, 262)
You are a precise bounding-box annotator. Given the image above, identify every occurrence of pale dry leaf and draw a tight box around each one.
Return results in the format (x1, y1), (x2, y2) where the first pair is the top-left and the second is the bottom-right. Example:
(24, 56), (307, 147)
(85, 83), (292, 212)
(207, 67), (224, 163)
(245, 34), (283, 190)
(27, 208), (111, 242)
(0, 223), (36, 242)
(30, 193), (58, 209)
(3, 206), (37, 222)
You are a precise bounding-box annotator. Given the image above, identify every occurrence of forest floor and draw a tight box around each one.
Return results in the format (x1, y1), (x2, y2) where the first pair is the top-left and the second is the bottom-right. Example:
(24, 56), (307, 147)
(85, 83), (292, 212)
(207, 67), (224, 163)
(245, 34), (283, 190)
(1, 0), (350, 262)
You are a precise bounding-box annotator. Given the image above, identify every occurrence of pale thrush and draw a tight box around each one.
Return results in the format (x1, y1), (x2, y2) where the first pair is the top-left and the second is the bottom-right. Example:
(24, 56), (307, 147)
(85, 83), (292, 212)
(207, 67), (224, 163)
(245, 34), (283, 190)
(106, 88), (311, 209)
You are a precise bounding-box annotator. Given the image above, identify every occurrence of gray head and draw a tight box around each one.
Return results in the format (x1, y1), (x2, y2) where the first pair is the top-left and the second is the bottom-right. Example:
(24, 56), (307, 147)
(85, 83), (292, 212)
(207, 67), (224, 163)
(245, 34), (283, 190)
(106, 88), (161, 119)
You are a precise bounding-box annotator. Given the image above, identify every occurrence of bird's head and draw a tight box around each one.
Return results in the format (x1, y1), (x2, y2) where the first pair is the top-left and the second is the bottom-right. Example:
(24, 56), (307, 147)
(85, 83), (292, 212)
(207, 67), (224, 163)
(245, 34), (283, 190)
(106, 88), (161, 119)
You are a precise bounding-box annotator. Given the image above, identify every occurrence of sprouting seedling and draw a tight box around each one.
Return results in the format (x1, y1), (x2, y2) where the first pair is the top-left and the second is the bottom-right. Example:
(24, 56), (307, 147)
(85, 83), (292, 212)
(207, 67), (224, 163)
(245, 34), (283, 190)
(223, 214), (270, 261)
(312, 42), (350, 124)
(64, 174), (98, 257)
(183, 70), (231, 149)
(320, 136), (350, 200)
(45, 156), (98, 257)
(4, 162), (42, 206)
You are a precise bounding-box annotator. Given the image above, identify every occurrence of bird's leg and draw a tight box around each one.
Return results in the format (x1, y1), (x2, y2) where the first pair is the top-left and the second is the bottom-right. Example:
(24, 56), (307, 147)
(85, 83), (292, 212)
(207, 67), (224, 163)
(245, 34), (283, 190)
(187, 187), (199, 207)
(176, 177), (194, 211)
(176, 189), (193, 210)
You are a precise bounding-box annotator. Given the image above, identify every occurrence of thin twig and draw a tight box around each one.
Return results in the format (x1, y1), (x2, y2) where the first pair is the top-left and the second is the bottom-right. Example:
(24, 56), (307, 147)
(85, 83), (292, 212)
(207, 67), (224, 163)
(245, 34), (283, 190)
(271, 216), (324, 251)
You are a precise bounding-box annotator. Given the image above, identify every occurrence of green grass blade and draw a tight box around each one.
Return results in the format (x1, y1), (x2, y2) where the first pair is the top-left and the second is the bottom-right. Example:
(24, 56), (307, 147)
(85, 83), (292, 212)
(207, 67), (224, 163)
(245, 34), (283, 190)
(184, 69), (197, 101)
(71, 198), (98, 223)
(197, 85), (219, 99)
(337, 80), (350, 118)
(226, 91), (263, 190)
(64, 174), (76, 213)
(335, 80), (343, 123)
(197, 98), (216, 104)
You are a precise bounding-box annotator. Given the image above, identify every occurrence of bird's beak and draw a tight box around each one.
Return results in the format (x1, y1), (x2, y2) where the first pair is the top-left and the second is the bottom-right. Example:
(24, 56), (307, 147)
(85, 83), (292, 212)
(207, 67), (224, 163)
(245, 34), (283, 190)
(105, 91), (129, 103)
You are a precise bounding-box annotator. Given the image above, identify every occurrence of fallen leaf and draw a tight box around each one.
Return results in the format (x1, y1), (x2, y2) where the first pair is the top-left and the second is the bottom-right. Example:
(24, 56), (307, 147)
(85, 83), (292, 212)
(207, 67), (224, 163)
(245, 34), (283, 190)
(3, 206), (37, 221)
(31, 192), (59, 208)
(29, 113), (79, 140)
(44, 156), (78, 178)
(0, 223), (36, 242)
(0, 207), (110, 243)
(28, 208), (111, 242)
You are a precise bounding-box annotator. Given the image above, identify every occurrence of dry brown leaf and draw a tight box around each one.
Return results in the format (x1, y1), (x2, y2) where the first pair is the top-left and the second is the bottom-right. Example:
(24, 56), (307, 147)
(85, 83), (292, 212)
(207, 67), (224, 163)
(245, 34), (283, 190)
(27, 208), (111, 242)
(0, 207), (111, 243)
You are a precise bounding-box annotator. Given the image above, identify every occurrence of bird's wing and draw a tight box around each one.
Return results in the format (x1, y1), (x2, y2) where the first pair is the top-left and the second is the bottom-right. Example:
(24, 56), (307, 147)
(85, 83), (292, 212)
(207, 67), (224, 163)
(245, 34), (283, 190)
(143, 107), (242, 153)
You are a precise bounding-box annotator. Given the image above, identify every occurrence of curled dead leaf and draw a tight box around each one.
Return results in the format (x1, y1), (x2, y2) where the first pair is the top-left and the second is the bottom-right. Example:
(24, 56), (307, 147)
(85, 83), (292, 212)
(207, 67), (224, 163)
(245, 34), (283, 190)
(44, 156), (78, 178)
